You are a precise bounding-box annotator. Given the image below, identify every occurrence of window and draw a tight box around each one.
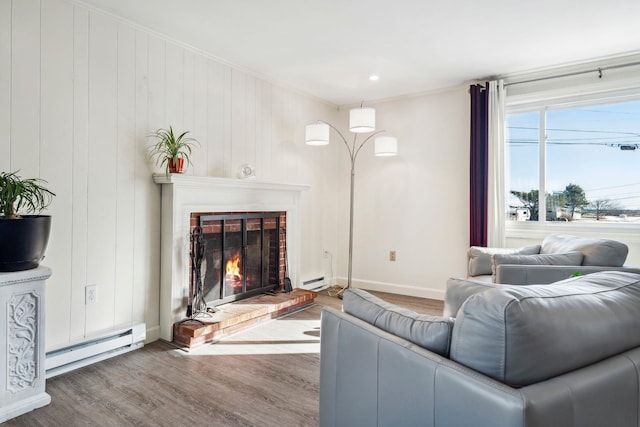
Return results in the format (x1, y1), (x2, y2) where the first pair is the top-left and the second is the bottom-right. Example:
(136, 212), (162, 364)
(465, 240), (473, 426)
(507, 97), (640, 224)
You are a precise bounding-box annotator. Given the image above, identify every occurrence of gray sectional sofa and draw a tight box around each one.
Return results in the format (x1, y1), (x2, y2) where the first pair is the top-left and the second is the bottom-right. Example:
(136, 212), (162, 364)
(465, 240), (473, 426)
(467, 234), (640, 284)
(320, 271), (640, 427)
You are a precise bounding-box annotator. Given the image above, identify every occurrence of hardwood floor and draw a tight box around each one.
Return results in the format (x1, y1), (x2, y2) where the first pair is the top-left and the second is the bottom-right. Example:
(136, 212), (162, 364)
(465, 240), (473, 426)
(5, 289), (443, 427)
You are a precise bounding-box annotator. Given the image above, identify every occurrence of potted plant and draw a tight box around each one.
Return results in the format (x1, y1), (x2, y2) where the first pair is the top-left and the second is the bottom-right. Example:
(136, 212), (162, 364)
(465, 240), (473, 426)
(149, 126), (200, 175)
(0, 171), (55, 272)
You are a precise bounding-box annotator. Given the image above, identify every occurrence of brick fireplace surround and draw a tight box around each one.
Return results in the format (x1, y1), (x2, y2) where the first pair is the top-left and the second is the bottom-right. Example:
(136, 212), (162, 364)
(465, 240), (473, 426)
(153, 174), (310, 342)
(173, 289), (317, 348)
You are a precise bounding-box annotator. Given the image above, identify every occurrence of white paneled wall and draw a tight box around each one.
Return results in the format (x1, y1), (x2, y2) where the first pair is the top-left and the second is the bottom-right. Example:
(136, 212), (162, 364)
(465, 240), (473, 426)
(0, 0), (340, 350)
(41, 0), (74, 342)
(2, 0), (480, 353)
(0, 1), (9, 171)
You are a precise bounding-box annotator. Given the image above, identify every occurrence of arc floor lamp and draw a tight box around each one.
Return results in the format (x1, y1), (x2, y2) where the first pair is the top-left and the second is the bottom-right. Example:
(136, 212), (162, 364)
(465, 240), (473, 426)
(305, 106), (398, 295)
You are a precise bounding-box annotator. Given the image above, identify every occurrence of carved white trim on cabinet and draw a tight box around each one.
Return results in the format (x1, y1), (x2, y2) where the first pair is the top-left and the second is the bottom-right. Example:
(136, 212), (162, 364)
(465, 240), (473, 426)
(8, 291), (39, 393)
(0, 267), (51, 423)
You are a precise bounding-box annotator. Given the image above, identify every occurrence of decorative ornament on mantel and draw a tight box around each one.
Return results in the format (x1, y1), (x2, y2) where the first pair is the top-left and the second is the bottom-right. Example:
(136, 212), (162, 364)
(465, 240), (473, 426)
(148, 126), (200, 175)
(237, 164), (256, 180)
(305, 104), (398, 296)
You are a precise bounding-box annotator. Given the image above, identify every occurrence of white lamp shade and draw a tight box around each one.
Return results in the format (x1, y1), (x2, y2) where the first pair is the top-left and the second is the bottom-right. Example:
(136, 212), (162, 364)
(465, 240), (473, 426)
(305, 123), (330, 145)
(374, 136), (398, 156)
(349, 107), (375, 133)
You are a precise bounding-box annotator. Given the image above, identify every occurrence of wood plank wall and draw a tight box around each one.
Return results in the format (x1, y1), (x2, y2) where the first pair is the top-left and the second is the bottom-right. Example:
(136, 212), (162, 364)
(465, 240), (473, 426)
(0, 0), (339, 350)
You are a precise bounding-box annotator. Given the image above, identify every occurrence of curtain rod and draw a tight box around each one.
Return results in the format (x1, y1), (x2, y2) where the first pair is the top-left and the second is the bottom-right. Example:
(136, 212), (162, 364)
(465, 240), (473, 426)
(504, 60), (640, 87)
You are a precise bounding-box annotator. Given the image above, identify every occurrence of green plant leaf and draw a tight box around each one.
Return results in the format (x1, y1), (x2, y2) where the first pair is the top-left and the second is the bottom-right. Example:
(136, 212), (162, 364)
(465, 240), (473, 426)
(0, 171), (55, 217)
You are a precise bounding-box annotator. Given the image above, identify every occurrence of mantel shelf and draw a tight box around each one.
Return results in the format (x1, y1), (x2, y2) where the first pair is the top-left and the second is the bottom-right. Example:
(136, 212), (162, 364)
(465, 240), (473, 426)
(152, 174), (310, 193)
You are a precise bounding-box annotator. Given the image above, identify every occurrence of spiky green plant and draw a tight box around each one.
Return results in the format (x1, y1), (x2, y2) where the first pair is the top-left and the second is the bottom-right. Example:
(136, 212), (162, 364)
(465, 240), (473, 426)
(0, 171), (55, 218)
(148, 126), (200, 175)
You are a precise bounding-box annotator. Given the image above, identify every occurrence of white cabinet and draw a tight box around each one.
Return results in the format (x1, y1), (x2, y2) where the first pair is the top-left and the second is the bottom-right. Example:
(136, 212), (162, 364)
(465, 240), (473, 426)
(0, 267), (51, 422)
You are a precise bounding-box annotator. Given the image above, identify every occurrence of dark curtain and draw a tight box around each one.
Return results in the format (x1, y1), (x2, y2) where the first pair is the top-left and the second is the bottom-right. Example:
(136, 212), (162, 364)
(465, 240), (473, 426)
(469, 83), (488, 247)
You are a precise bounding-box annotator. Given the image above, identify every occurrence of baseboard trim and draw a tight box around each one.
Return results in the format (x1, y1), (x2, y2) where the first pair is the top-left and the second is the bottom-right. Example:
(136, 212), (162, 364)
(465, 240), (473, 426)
(336, 277), (445, 300)
(145, 325), (161, 343)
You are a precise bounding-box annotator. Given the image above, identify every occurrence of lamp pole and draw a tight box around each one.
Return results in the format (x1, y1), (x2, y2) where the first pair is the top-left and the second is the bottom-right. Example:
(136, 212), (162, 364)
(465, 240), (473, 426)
(318, 121), (384, 288)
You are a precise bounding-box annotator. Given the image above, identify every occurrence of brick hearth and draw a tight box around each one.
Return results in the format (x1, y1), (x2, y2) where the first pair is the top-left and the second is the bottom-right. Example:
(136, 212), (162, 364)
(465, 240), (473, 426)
(173, 289), (317, 349)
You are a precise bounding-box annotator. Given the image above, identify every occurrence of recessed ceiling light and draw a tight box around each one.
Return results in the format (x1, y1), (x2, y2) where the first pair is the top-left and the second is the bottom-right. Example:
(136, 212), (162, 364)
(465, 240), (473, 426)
(369, 75), (380, 81)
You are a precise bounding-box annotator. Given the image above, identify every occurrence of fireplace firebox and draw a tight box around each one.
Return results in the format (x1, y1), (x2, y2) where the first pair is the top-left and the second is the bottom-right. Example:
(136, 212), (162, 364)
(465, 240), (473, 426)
(191, 212), (284, 307)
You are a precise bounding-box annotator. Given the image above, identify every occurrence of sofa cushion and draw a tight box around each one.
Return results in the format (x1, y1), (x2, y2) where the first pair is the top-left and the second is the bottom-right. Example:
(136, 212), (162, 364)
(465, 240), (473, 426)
(541, 234), (628, 266)
(468, 245), (541, 276)
(449, 271), (640, 388)
(342, 289), (454, 357)
(491, 251), (583, 281)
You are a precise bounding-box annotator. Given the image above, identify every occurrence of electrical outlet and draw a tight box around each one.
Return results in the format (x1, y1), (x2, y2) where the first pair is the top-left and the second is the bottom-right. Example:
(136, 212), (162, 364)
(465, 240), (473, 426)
(389, 250), (396, 261)
(85, 285), (98, 305)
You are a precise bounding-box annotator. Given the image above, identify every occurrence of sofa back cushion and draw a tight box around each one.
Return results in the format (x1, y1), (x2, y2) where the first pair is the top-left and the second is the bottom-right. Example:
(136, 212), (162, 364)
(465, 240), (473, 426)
(467, 245), (541, 276)
(541, 234), (628, 266)
(342, 289), (454, 357)
(491, 251), (583, 282)
(449, 271), (640, 388)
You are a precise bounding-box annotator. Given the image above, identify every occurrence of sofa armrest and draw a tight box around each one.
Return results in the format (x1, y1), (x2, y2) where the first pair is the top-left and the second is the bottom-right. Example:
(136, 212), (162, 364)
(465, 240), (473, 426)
(495, 265), (640, 285)
(518, 347), (640, 427)
(320, 307), (526, 427)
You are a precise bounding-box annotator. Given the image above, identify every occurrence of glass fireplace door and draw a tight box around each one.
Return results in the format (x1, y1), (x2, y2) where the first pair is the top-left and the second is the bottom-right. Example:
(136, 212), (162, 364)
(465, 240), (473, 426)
(200, 212), (280, 306)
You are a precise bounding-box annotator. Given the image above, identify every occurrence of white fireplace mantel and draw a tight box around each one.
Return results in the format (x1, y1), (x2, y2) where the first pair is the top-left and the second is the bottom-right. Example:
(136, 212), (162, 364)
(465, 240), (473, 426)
(153, 174), (310, 342)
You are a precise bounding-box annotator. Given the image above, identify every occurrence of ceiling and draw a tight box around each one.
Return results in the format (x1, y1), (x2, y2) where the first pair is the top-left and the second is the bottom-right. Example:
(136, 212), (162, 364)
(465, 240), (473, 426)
(79, 0), (640, 105)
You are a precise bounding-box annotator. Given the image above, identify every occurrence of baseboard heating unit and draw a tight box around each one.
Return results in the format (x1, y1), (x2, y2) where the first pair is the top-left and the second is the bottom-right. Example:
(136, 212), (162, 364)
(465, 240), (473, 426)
(46, 323), (146, 378)
(300, 277), (327, 291)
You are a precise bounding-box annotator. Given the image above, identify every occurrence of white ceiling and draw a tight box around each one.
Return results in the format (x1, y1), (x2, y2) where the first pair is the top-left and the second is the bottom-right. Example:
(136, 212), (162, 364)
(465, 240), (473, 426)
(79, 0), (640, 105)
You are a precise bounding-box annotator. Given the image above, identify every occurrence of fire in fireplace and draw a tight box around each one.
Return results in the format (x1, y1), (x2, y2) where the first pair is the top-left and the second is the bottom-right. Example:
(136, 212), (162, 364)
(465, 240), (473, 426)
(225, 252), (242, 294)
(190, 212), (285, 307)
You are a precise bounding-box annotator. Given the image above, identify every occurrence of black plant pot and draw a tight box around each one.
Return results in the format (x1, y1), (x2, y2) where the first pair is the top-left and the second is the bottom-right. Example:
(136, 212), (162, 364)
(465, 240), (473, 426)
(0, 215), (52, 272)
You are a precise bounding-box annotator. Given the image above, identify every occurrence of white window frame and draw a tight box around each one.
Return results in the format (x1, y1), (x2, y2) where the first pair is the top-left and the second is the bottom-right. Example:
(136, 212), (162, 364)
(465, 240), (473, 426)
(504, 83), (640, 241)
